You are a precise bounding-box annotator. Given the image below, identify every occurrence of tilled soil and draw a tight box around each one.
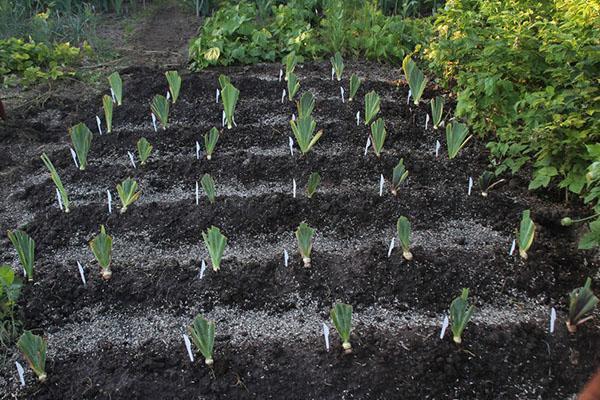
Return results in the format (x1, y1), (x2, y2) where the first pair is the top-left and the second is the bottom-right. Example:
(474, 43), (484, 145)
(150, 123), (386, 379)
(0, 61), (599, 399)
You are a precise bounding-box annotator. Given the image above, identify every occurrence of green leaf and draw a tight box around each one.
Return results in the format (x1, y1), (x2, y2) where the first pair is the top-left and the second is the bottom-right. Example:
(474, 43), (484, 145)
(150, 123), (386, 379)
(137, 137), (153, 165)
(102, 95), (113, 133)
(296, 92), (314, 118)
(150, 95), (170, 130)
(349, 74), (361, 102)
(204, 127), (219, 159)
(449, 288), (474, 344)
(396, 216), (412, 260)
(364, 91), (380, 125)
(69, 122), (93, 170)
(189, 315), (215, 365)
(402, 56), (428, 105)
(391, 159), (409, 195)
(290, 115), (322, 154)
(222, 83), (239, 129)
(430, 96), (444, 129)
(90, 225), (113, 279)
(446, 122), (472, 159)
(578, 219), (600, 250)
(287, 72), (300, 101)
(165, 70), (182, 103)
(306, 172), (321, 198)
(295, 222), (315, 267)
(7, 230), (35, 282)
(202, 226), (227, 271)
(370, 118), (386, 157)
(40, 153), (70, 212)
(17, 331), (47, 382)
(330, 52), (344, 81)
(567, 278), (598, 331)
(518, 210), (535, 259)
(330, 303), (352, 351)
(200, 174), (217, 204)
(108, 72), (123, 106)
(116, 178), (141, 213)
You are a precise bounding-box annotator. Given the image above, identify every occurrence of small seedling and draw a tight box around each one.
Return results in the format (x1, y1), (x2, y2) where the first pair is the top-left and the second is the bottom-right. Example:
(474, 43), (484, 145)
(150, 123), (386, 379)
(330, 303), (352, 354)
(566, 277), (598, 333)
(306, 172), (321, 198)
(296, 92), (315, 118)
(295, 222), (315, 268)
(202, 227), (227, 271)
(396, 216), (412, 260)
(391, 159), (409, 196)
(17, 331), (47, 382)
(0, 264), (22, 337)
(102, 95), (113, 133)
(330, 52), (344, 81)
(450, 288), (475, 344)
(370, 118), (387, 157)
(479, 171), (505, 197)
(364, 91), (380, 125)
(165, 70), (182, 103)
(7, 230), (35, 282)
(189, 315), (215, 366)
(221, 83), (239, 129)
(290, 115), (322, 155)
(287, 72), (300, 101)
(108, 71), (123, 106)
(402, 56), (427, 105)
(218, 74), (231, 90)
(200, 174), (216, 204)
(446, 122), (472, 159)
(69, 123), (93, 170)
(151, 95), (170, 129)
(204, 127), (219, 160)
(40, 153), (70, 213)
(117, 178), (141, 213)
(90, 225), (113, 280)
(518, 210), (535, 259)
(349, 74), (361, 102)
(137, 137), (153, 165)
(431, 96), (444, 129)
(283, 51), (299, 80)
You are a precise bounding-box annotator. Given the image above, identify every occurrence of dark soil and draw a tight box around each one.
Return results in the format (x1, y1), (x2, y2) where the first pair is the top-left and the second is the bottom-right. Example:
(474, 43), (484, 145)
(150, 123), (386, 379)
(0, 6), (599, 399)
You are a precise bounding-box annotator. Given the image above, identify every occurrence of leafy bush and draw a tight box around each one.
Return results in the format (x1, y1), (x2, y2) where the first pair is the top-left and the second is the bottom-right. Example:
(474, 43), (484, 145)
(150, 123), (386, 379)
(427, 0), (600, 246)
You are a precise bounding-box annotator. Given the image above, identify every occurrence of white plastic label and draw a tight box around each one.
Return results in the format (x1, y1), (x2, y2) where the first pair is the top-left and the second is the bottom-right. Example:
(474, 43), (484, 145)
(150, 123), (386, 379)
(379, 174), (384, 197)
(425, 113), (430, 130)
(468, 177), (473, 196)
(216, 88), (220, 103)
(364, 137), (371, 156)
(550, 307), (556, 334)
(183, 334), (194, 362)
(199, 259), (207, 279)
(107, 190), (112, 214)
(151, 113), (158, 132)
(435, 140), (441, 158)
(278, 69), (283, 82)
(356, 111), (360, 126)
(127, 151), (137, 168)
(340, 87), (345, 103)
(196, 141), (201, 160)
(56, 187), (63, 210)
(222, 110), (226, 128)
(292, 178), (297, 198)
(407, 89), (411, 104)
(387, 237), (395, 258)
(284, 249), (289, 267)
(77, 261), (86, 286)
(289, 137), (294, 156)
(509, 239), (516, 256)
(96, 115), (103, 135)
(440, 315), (449, 339)
(15, 361), (25, 387)
(281, 89), (286, 104)
(69, 147), (79, 169)
(323, 323), (330, 352)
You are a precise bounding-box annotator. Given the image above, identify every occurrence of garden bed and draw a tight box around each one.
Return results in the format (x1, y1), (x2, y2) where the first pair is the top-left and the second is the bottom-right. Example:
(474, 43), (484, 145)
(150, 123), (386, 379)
(0, 61), (598, 399)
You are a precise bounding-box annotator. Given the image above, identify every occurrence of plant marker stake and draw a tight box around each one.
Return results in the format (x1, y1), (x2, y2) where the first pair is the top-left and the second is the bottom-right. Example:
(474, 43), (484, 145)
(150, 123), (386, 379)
(127, 151), (137, 169)
(292, 178), (297, 198)
(292, 113), (296, 121)
(281, 89), (286, 104)
(407, 89), (411, 105)
(221, 110), (225, 128)
(364, 137), (371, 156)
(69, 147), (79, 169)
(96, 115), (103, 135)
(166, 91), (171, 101)
(425, 113), (430, 130)
(379, 174), (384, 197)
(278, 69), (283, 82)
(284, 249), (289, 267)
(15, 361), (25, 387)
(216, 88), (220, 103)
(196, 141), (200, 160)
(151, 113), (158, 132)
(77, 261), (86, 287)
(195, 181), (199, 205)
(107, 190), (112, 214)
(340, 87), (345, 103)
(56, 187), (63, 211)
(183, 333), (194, 362)
(440, 315), (449, 339)
(387, 237), (395, 258)
(435, 140), (441, 158)
(549, 307), (556, 334)
(509, 239), (516, 256)
(468, 177), (473, 196)
(199, 259), (207, 279)
(323, 322), (330, 352)
(356, 111), (360, 126)
(331, 67), (335, 80)
(110, 87), (116, 103)
(288, 137), (294, 156)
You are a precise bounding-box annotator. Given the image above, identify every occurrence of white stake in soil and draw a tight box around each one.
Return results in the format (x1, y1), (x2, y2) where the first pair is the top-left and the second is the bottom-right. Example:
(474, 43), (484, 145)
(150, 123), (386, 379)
(468, 177), (473, 196)
(284, 249), (289, 267)
(549, 307), (557, 334)
(322, 322), (330, 352)
(278, 68), (283, 82)
(182, 333), (194, 362)
(199, 259), (207, 279)
(331, 67), (335, 80)
(379, 174), (385, 197)
(407, 89), (412, 105)
(195, 181), (199, 205)
(56, 188), (63, 211)
(77, 261), (86, 286)
(216, 88), (220, 103)
(340, 87), (345, 103)
(289, 137), (294, 156)
(364, 136), (371, 156)
(435, 140), (441, 158)
(96, 115), (103, 135)
(292, 178), (297, 198)
(127, 151), (137, 169)
(425, 113), (430, 130)
(107, 190), (112, 214)
(440, 315), (449, 339)
(15, 361), (25, 387)
(110, 87), (116, 103)
(387, 237), (395, 258)
(69, 147), (79, 169)
(151, 113), (158, 132)
(196, 141), (201, 160)
(166, 91), (171, 101)
(356, 111), (360, 126)
(509, 239), (516, 256)
(281, 89), (286, 104)
(221, 110), (226, 128)
(292, 113), (296, 121)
